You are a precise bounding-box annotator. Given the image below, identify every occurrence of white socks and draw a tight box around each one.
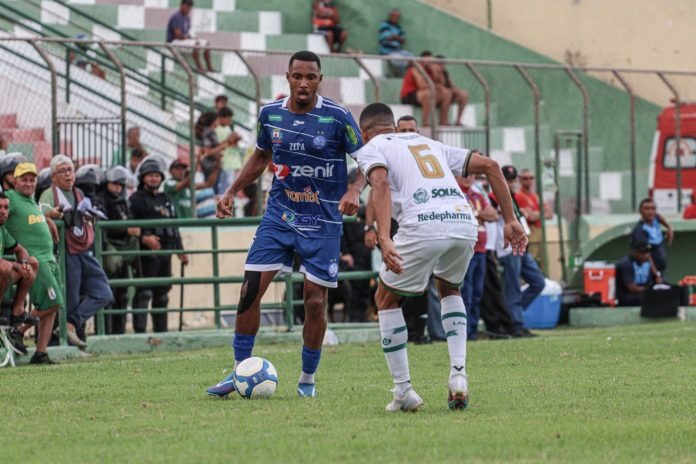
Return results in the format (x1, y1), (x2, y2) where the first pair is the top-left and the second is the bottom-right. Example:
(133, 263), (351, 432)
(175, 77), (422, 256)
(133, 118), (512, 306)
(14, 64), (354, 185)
(378, 308), (411, 395)
(298, 372), (315, 384)
(441, 295), (467, 378)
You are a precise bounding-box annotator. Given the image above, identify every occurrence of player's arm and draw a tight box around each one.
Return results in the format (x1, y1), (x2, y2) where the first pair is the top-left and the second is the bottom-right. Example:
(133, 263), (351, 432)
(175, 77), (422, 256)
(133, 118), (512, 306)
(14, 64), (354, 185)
(216, 147), (271, 218)
(363, 190), (377, 249)
(10, 243), (33, 280)
(368, 167), (402, 274)
(466, 154), (527, 255)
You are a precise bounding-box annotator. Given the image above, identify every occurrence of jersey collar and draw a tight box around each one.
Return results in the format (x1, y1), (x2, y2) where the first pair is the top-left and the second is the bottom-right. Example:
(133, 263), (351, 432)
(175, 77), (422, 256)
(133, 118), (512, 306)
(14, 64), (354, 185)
(281, 95), (324, 109)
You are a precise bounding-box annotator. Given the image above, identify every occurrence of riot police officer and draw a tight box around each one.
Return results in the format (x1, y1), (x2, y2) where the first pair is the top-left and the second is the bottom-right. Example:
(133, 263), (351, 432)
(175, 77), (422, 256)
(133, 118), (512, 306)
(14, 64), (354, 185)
(129, 158), (188, 333)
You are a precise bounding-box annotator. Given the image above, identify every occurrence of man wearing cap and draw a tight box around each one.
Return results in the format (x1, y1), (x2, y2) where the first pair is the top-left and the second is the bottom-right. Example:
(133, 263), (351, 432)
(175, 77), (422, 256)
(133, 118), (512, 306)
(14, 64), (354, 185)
(5, 163), (62, 364)
(163, 157), (218, 219)
(615, 238), (661, 306)
(39, 155), (112, 348)
(130, 158), (188, 333)
(492, 165), (545, 337)
(94, 166), (140, 334)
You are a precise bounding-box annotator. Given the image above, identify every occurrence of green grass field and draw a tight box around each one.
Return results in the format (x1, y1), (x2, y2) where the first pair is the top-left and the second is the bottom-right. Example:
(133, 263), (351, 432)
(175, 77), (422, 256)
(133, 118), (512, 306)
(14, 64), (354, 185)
(3, 322), (696, 463)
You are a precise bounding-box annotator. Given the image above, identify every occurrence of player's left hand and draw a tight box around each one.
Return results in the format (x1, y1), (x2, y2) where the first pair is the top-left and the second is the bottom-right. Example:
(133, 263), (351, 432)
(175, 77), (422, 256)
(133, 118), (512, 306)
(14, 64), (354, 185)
(338, 189), (359, 216)
(503, 221), (528, 256)
(379, 237), (403, 274)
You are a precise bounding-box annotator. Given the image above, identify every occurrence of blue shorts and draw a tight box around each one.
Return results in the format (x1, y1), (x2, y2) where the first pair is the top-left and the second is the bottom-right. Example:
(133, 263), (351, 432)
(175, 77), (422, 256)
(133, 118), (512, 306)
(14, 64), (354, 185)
(245, 219), (341, 288)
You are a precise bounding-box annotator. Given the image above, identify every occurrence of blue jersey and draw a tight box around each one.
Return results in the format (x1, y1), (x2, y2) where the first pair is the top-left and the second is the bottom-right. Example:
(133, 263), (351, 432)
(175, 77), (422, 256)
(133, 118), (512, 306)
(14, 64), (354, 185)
(256, 95), (363, 238)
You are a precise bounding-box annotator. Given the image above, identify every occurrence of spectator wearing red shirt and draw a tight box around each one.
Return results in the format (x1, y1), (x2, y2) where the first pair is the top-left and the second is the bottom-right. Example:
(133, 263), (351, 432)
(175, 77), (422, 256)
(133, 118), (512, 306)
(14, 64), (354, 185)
(458, 173), (498, 340)
(312, 0), (347, 53)
(514, 169), (550, 263)
(400, 51), (452, 127)
(684, 193), (696, 219)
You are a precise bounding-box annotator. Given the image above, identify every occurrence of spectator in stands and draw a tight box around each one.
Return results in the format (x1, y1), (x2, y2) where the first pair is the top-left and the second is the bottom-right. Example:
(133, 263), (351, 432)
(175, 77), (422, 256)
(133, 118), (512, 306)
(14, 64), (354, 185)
(166, 0), (214, 73)
(684, 193), (696, 219)
(164, 157), (218, 218)
(458, 172), (498, 340)
(495, 165), (545, 338)
(40, 155), (112, 348)
(396, 115), (418, 133)
(378, 8), (413, 77)
(400, 52), (452, 127)
(0, 191), (39, 356)
(515, 168), (552, 263)
(130, 159), (188, 333)
(615, 237), (661, 306)
(215, 95), (229, 112)
(0, 153), (27, 191)
(312, 0), (347, 53)
(434, 55), (468, 126)
(214, 107), (242, 191)
(195, 111), (236, 195)
(5, 163), (62, 364)
(631, 198), (672, 273)
(93, 166), (140, 335)
(129, 147), (146, 176)
(71, 33), (106, 80)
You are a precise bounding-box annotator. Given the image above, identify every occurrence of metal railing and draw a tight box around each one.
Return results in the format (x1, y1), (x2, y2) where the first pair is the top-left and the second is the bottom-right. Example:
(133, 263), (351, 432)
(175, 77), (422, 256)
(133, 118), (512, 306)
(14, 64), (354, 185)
(90, 217), (377, 337)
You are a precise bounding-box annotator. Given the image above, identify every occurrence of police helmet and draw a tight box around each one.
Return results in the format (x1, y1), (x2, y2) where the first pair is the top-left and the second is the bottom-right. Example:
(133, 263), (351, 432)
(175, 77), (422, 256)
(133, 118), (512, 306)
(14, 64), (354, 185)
(75, 164), (104, 187)
(0, 153), (28, 178)
(105, 165), (131, 185)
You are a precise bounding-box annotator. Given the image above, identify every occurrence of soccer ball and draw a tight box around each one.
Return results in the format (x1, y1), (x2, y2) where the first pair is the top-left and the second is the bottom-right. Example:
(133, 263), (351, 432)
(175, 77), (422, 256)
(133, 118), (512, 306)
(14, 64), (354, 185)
(234, 357), (278, 399)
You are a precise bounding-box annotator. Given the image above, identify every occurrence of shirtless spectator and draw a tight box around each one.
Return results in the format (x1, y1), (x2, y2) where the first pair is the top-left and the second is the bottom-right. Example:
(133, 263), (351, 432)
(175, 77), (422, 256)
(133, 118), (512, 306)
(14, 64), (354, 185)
(166, 0), (214, 73)
(312, 0), (347, 53)
(434, 55), (468, 126)
(400, 51), (452, 127)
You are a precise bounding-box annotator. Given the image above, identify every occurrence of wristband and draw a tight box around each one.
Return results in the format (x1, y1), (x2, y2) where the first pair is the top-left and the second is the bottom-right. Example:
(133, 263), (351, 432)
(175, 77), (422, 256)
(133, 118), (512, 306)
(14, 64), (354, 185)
(19, 259), (29, 265)
(364, 224), (375, 232)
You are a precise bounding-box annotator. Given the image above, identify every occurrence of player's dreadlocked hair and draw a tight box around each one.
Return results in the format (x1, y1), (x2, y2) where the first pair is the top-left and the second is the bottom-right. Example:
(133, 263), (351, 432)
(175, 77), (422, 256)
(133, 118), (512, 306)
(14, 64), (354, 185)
(359, 102), (395, 131)
(288, 50), (321, 70)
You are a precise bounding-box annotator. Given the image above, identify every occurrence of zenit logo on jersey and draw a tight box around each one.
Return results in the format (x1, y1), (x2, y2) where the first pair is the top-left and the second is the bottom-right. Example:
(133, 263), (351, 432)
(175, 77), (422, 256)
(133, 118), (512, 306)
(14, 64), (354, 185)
(273, 162), (335, 180)
(256, 95), (363, 238)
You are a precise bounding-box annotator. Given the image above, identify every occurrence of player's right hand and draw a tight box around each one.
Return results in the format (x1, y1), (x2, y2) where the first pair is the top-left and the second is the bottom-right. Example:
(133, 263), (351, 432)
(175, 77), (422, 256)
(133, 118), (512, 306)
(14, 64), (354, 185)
(216, 192), (234, 218)
(364, 229), (378, 249)
(379, 238), (403, 274)
(503, 221), (528, 256)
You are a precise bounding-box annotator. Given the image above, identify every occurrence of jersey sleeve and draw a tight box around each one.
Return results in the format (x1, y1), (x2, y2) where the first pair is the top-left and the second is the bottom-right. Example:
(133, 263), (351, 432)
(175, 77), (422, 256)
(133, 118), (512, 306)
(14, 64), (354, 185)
(341, 111), (364, 158)
(355, 142), (388, 182)
(255, 109), (271, 151)
(441, 143), (472, 177)
(4, 230), (18, 253)
(38, 189), (54, 215)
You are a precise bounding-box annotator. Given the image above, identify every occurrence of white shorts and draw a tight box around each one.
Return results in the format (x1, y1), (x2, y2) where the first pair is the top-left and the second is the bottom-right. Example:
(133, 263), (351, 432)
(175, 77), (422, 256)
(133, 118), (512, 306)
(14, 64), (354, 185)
(380, 237), (475, 296)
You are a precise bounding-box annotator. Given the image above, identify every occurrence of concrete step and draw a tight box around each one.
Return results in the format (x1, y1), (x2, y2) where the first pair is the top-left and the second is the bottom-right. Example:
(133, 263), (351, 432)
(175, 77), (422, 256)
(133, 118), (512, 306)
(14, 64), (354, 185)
(569, 306), (696, 327)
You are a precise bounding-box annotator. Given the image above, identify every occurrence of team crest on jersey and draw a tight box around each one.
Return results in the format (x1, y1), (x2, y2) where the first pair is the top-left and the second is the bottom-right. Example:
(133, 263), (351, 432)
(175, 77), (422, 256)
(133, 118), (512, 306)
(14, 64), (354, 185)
(328, 261), (339, 278)
(412, 188), (430, 204)
(313, 135), (327, 149)
(48, 287), (56, 300)
(271, 129), (283, 145)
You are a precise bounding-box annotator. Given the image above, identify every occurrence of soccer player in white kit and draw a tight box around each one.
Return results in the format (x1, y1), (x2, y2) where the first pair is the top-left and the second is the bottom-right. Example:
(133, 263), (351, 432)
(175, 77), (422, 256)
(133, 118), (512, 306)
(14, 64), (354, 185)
(356, 103), (527, 411)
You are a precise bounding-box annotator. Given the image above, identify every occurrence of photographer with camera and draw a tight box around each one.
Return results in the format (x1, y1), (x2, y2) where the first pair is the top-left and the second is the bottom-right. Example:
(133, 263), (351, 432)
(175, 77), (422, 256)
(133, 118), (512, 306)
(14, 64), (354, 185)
(39, 155), (112, 348)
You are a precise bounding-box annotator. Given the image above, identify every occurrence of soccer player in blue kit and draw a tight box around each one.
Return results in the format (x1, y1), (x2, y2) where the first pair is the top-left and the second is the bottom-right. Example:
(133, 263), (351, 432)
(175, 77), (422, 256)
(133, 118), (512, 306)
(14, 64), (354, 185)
(207, 51), (365, 398)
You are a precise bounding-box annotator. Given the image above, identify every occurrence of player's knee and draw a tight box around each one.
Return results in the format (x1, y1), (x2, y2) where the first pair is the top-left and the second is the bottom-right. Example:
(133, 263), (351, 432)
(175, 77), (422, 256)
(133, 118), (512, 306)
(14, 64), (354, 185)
(238, 271), (261, 315)
(304, 293), (325, 317)
(0, 260), (12, 279)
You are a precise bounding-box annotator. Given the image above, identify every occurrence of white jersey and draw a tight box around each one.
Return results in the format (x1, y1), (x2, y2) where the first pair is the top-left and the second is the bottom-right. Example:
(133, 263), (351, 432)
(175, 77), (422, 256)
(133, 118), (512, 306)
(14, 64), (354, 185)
(356, 132), (478, 243)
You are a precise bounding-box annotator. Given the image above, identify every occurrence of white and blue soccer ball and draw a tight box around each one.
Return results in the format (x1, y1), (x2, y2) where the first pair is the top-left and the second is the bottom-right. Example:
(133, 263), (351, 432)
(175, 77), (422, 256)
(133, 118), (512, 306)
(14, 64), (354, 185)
(234, 357), (278, 399)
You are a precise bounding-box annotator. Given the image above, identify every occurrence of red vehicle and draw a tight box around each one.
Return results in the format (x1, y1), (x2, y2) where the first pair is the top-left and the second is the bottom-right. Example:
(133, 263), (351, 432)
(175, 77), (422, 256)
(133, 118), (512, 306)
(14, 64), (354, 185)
(649, 102), (696, 213)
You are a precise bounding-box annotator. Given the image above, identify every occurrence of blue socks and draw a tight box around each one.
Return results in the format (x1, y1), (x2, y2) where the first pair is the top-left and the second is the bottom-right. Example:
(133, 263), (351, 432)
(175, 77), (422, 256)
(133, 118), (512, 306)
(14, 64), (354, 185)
(233, 333), (256, 364)
(299, 346), (322, 384)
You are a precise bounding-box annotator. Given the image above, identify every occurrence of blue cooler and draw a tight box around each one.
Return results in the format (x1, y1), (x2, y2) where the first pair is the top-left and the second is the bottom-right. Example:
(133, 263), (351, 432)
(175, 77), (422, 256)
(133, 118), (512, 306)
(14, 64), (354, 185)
(523, 279), (562, 329)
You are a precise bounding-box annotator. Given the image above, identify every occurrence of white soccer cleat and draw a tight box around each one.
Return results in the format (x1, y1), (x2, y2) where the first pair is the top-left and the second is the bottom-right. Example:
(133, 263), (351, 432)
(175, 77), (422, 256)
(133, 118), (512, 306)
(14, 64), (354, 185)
(447, 373), (469, 410)
(385, 386), (424, 412)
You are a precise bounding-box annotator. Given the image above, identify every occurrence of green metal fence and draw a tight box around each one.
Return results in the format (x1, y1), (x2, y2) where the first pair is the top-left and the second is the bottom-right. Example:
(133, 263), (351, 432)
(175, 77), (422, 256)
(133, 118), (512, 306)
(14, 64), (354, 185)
(87, 216), (377, 338)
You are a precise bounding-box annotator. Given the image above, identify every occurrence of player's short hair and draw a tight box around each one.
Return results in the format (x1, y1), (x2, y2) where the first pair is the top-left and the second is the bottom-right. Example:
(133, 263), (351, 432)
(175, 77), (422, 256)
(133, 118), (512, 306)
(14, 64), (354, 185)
(217, 107), (234, 118)
(359, 103), (395, 130)
(181, 0), (193, 6)
(214, 94), (228, 104)
(639, 198), (654, 209)
(288, 50), (321, 71)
